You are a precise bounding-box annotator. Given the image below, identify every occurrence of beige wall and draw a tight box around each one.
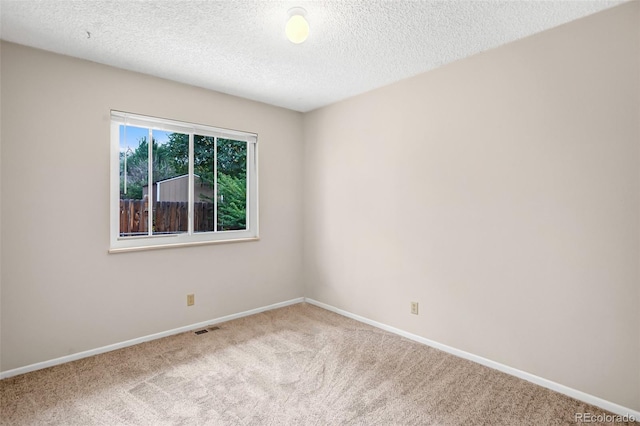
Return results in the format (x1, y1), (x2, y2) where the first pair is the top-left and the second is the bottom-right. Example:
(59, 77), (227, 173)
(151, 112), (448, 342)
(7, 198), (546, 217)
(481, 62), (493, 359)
(303, 2), (639, 411)
(0, 42), (304, 370)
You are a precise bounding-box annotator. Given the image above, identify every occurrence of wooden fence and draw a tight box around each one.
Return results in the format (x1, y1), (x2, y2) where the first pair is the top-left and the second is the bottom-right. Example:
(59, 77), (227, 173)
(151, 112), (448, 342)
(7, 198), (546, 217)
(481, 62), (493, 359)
(119, 199), (215, 236)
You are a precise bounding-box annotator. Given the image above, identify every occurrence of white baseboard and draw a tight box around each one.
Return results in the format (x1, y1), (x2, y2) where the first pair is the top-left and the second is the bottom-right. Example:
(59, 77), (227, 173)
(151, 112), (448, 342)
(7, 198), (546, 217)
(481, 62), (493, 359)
(304, 298), (640, 420)
(0, 297), (305, 380)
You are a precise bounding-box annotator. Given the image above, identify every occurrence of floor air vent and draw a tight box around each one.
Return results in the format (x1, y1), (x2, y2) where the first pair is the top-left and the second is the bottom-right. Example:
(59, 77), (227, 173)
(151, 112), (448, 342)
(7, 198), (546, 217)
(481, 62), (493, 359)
(195, 326), (219, 335)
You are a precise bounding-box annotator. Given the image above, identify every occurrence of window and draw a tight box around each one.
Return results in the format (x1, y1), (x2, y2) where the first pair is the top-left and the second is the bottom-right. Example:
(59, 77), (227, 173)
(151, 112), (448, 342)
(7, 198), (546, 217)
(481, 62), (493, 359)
(110, 111), (258, 252)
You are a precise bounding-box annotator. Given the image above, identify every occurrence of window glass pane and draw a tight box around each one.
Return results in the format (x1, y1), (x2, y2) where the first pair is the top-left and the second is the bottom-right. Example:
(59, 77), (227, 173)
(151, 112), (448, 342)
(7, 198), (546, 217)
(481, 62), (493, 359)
(111, 111), (257, 251)
(119, 125), (149, 237)
(193, 135), (216, 233)
(217, 139), (247, 231)
(152, 131), (188, 235)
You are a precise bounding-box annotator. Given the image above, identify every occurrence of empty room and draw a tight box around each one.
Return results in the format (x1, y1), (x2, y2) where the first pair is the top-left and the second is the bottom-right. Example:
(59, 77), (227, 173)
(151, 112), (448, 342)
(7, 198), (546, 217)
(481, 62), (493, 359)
(1, 0), (639, 424)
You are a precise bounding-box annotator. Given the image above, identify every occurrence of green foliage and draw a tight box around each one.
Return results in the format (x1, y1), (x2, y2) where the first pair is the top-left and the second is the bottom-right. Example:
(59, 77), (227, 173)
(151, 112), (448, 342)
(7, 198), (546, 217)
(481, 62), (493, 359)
(165, 133), (190, 175)
(167, 134), (247, 229)
(215, 139), (247, 230)
(217, 138), (247, 178)
(120, 132), (248, 230)
(120, 152), (144, 199)
(217, 172), (247, 231)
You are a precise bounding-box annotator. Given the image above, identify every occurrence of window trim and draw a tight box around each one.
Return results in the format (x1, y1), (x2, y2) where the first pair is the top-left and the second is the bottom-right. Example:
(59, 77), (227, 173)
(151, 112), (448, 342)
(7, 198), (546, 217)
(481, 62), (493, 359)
(109, 110), (258, 253)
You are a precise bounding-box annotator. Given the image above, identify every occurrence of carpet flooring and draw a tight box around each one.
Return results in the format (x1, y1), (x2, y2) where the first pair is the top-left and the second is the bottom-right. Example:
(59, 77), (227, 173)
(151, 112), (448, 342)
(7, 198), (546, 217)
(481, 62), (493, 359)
(0, 303), (636, 425)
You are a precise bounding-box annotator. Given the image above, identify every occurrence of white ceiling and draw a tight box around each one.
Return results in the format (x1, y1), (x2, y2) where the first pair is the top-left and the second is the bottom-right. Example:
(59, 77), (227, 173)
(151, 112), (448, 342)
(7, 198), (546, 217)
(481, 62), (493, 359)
(0, 0), (624, 112)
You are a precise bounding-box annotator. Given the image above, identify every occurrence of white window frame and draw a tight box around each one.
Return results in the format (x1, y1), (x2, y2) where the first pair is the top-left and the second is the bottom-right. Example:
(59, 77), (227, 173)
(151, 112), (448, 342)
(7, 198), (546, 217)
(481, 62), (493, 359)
(110, 110), (258, 253)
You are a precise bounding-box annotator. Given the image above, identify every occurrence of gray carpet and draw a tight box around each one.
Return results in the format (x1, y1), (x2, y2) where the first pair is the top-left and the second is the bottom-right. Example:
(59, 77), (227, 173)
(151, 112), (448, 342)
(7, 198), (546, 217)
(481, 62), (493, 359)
(0, 303), (635, 425)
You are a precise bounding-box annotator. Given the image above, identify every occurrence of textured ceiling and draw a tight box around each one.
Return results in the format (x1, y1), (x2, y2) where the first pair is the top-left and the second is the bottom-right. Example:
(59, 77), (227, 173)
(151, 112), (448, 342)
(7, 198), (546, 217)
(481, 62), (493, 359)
(0, 0), (624, 112)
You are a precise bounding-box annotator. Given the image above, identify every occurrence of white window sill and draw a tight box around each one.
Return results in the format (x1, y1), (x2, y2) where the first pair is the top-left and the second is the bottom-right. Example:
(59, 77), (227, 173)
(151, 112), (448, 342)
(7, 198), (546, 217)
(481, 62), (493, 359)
(108, 237), (260, 254)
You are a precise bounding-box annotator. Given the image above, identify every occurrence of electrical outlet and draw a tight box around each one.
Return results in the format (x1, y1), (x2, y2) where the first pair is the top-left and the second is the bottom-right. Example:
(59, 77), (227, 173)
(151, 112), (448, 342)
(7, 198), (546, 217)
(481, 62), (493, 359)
(187, 294), (195, 306)
(411, 301), (419, 315)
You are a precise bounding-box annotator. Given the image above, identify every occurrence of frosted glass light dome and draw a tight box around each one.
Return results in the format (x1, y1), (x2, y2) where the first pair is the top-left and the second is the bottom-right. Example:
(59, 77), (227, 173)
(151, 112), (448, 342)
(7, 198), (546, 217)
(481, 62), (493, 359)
(286, 8), (309, 44)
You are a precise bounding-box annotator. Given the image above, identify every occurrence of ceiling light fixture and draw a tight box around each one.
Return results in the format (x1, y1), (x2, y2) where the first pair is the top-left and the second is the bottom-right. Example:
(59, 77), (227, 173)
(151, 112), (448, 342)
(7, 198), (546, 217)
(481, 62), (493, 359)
(286, 7), (309, 44)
